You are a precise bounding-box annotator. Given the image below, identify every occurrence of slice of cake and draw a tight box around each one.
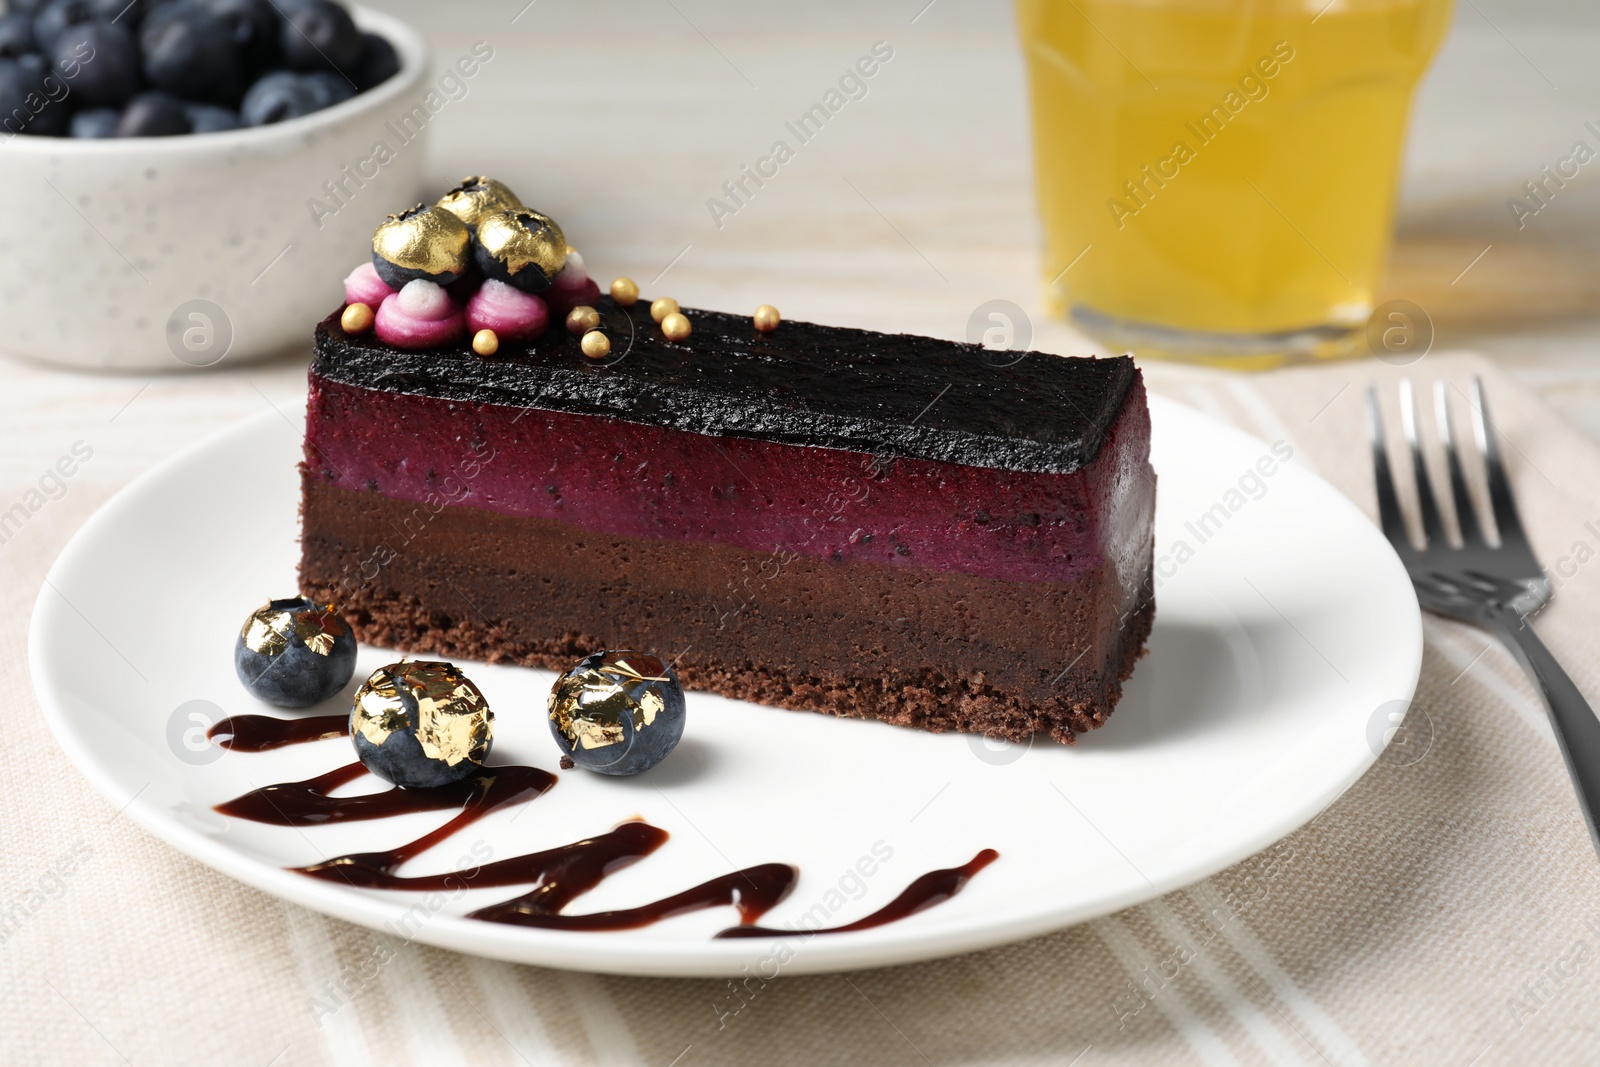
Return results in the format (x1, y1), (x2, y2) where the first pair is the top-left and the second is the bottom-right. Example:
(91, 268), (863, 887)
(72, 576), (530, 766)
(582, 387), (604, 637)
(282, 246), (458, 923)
(299, 182), (1156, 744)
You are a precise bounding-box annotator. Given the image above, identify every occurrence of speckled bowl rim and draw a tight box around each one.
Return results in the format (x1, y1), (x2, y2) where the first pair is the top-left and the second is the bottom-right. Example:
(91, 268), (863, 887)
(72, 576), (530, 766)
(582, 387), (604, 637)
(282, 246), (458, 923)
(0, 6), (430, 157)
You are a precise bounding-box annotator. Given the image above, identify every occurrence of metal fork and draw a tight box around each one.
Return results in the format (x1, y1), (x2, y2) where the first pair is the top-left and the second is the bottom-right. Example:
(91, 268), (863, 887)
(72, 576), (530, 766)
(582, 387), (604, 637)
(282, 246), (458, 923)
(1370, 378), (1600, 855)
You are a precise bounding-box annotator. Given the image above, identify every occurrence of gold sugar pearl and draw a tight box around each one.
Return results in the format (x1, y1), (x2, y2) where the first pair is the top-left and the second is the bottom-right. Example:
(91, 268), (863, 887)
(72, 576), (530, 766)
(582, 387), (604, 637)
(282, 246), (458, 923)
(753, 304), (780, 334)
(650, 297), (679, 323)
(341, 302), (375, 335)
(580, 330), (611, 360)
(566, 305), (601, 335)
(610, 276), (640, 307)
(661, 311), (691, 342)
(472, 328), (500, 357)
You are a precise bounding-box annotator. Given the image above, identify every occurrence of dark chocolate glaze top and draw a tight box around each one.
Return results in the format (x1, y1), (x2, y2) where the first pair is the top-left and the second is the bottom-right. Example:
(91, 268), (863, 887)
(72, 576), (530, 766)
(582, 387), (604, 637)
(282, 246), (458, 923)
(312, 299), (1137, 474)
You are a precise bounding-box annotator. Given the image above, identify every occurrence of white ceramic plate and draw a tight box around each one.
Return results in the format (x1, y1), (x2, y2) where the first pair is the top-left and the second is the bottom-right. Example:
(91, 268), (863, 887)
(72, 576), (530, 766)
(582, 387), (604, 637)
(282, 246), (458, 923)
(30, 395), (1420, 977)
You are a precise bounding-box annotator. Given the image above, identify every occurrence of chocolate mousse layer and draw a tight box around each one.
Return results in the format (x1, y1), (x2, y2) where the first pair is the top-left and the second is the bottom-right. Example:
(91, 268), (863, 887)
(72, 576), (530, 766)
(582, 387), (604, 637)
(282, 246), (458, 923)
(300, 299), (1156, 741)
(300, 482), (1152, 742)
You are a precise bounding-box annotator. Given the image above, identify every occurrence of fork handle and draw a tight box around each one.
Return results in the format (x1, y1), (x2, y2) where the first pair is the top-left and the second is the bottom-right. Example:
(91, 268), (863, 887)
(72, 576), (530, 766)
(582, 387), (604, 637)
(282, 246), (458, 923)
(1489, 609), (1600, 855)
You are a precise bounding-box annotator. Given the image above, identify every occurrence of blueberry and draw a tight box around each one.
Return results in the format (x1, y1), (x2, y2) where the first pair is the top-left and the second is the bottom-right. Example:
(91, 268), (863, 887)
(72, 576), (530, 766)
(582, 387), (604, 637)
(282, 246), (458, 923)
(235, 597), (358, 708)
(5, 0), (52, 14)
(547, 651), (686, 776)
(139, 1), (236, 99)
(352, 30), (396, 91)
(31, 0), (93, 53)
(115, 89), (191, 135)
(53, 20), (138, 107)
(351, 661), (494, 789)
(184, 100), (239, 132)
(0, 54), (68, 136)
(239, 69), (317, 125)
(279, 0), (360, 74)
(69, 105), (118, 136)
(192, 0), (278, 73)
(87, 0), (152, 24)
(0, 13), (38, 58)
(473, 209), (565, 294)
(370, 204), (472, 288)
(301, 68), (350, 108)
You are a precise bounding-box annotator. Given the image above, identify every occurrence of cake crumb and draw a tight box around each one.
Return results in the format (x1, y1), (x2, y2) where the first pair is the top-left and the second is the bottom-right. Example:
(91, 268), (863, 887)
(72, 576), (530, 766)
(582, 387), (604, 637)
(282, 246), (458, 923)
(559, 756), (575, 770)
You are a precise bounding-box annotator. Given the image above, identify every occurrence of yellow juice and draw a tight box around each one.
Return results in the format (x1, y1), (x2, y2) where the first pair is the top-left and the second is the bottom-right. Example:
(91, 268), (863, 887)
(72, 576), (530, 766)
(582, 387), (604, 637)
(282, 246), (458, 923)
(1017, 0), (1452, 365)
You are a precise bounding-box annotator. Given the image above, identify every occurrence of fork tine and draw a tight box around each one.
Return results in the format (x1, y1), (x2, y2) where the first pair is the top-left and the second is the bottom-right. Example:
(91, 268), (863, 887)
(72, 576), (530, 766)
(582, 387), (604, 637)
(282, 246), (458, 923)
(1470, 377), (1530, 548)
(1435, 380), (1485, 545)
(1367, 386), (1411, 550)
(1400, 379), (1446, 548)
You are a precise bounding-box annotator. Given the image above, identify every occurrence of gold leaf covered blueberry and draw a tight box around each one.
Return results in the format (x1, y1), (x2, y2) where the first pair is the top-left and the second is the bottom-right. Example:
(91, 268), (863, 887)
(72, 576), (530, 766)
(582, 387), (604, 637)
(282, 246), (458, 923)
(548, 651), (686, 776)
(235, 597), (356, 708)
(371, 204), (473, 290)
(474, 209), (567, 294)
(436, 176), (525, 230)
(352, 661), (493, 788)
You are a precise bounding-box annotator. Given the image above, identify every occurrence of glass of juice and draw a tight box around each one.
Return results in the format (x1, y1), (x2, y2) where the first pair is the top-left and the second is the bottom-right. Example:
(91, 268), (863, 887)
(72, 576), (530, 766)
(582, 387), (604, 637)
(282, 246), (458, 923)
(1016, 0), (1454, 368)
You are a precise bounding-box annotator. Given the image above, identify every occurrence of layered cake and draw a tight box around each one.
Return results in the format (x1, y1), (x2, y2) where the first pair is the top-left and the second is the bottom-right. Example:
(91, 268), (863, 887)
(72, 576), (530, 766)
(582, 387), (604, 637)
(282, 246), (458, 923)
(299, 181), (1156, 743)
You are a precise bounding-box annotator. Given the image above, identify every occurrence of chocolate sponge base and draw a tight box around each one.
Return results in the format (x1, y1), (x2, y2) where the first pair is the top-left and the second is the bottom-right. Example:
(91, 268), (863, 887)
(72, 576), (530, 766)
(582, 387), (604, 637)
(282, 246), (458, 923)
(300, 479), (1154, 744)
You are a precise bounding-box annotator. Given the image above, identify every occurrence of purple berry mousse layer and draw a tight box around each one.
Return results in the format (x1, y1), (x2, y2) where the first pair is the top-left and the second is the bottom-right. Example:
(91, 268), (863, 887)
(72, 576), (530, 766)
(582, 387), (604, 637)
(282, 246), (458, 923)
(304, 375), (1150, 586)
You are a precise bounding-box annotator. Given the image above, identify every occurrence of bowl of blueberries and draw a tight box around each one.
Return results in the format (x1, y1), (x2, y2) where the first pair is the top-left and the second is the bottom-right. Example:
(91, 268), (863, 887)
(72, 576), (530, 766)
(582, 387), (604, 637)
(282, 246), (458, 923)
(0, 0), (431, 370)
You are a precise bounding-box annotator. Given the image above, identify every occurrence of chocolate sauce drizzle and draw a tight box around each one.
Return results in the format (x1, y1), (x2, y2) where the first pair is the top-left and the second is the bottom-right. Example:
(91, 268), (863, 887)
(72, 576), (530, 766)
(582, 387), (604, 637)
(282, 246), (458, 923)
(304, 819), (667, 890)
(715, 849), (1000, 938)
(210, 714), (993, 936)
(468, 857), (798, 932)
(215, 762), (554, 827)
(208, 713), (349, 752)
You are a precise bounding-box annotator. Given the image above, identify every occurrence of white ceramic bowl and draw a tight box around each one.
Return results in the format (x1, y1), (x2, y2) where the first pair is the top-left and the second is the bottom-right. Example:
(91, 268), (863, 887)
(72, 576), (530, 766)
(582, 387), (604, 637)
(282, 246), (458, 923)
(0, 7), (430, 371)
